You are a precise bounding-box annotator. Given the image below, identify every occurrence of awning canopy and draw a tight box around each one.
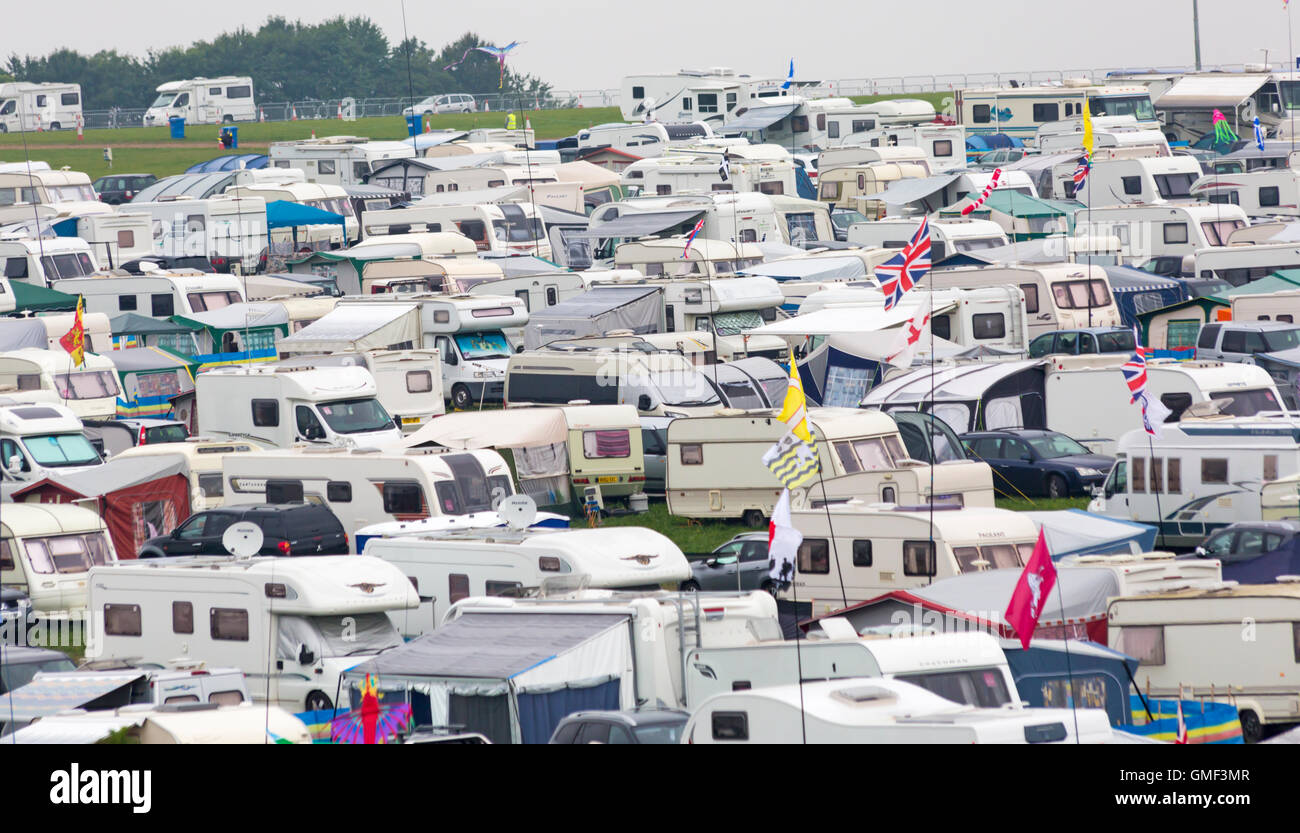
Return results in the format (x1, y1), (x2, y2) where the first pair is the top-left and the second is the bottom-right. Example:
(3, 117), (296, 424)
(573, 209), (705, 239)
(720, 102), (800, 133)
(277, 302), (418, 353)
(1021, 509), (1157, 559)
(175, 302), (290, 332)
(864, 358), (1043, 405)
(110, 312), (197, 337)
(9, 280), (78, 313)
(242, 273), (326, 300)
(0, 672), (145, 724)
(399, 407), (568, 449)
(912, 566), (1121, 630)
(104, 346), (195, 373)
(742, 255), (869, 283)
(6, 454), (187, 501)
(1155, 74), (1271, 110)
(264, 200), (346, 235)
(525, 285), (662, 349)
(981, 188), (1068, 218)
(748, 300), (951, 336)
(876, 173), (962, 207)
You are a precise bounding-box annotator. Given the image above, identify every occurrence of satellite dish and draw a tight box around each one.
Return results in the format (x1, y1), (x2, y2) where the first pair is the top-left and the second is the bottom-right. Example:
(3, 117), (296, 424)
(497, 494), (538, 531)
(222, 521), (265, 558)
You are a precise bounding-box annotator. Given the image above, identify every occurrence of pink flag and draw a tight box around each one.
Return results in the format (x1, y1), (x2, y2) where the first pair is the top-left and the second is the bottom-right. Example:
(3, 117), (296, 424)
(1004, 528), (1057, 650)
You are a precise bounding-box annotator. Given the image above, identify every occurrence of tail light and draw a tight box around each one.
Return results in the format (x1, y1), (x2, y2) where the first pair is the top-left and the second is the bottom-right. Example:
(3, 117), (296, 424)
(138, 425), (147, 446)
(258, 250), (268, 269)
(573, 477), (590, 484)
(630, 475), (645, 482)
(278, 540), (291, 555)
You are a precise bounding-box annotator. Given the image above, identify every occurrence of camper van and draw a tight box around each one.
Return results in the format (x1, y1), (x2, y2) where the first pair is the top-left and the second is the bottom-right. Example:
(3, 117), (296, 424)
(576, 121), (714, 158)
(620, 68), (786, 125)
(0, 502), (114, 618)
(284, 232), (500, 296)
(221, 446), (516, 545)
(1075, 155), (1204, 207)
(586, 192), (833, 252)
(665, 408), (995, 525)
(848, 217), (1008, 259)
(0, 402), (102, 482)
(1074, 203), (1248, 265)
(0, 82), (82, 132)
(365, 526), (691, 637)
(194, 364), (402, 449)
(267, 350), (445, 433)
(1192, 168), (1300, 218)
(0, 237), (99, 286)
(359, 201), (550, 259)
(87, 555), (417, 711)
(113, 439), (257, 511)
(0, 349), (121, 420)
(925, 263), (1122, 338)
(1108, 582), (1300, 742)
(621, 149), (797, 198)
(0, 168), (106, 223)
(267, 136), (415, 187)
(956, 83), (1158, 140)
(54, 272), (247, 320)
(130, 195), (269, 273)
(1035, 115), (1170, 156)
(142, 77), (256, 126)
(1090, 416), (1300, 545)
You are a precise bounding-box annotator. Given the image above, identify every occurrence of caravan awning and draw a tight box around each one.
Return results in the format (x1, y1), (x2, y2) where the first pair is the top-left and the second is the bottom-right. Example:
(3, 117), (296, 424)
(720, 102), (800, 133)
(876, 173), (962, 207)
(277, 302), (418, 353)
(9, 280), (78, 313)
(0, 672), (145, 724)
(242, 273), (326, 300)
(742, 256), (869, 282)
(748, 300), (954, 336)
(398, 408), (568, 449)
(1155, 74), (1270, 110)
(575, 209), (704, 239)
(265, 200), (346, 235)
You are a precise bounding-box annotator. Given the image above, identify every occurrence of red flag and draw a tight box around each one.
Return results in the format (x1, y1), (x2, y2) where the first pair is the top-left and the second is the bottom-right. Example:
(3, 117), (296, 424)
(1004, 528), (1057, 650)
(58, 296), (86, 368)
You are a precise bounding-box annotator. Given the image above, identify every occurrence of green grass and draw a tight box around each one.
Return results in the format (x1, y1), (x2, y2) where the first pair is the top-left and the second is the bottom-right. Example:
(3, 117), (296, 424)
(995, 496), (1090, 513)
(848, 92), (951, 109)
(595, 499), (750, 554)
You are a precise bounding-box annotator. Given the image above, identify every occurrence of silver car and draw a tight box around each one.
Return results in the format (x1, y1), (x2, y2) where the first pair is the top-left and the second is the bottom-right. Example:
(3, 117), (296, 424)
(680, 533), (775, 593)
(403, 94), (476, 116)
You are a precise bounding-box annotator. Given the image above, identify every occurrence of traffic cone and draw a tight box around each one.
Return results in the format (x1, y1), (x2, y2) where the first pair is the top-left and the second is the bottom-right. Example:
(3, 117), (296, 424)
(291, 106), (298, 121)
(35, 114), (43, 132)
(310, 129), (316, 139)
(337, 102), (343, 120)
(76, 114), (83, 142)
(577, 94), (583, 109)
(525, 117), (532, 131)
(259, 107), (265, 122)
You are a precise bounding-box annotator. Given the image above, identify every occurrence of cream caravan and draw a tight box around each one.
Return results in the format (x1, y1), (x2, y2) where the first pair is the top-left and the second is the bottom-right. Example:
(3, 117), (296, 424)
(815, 161), (930, 216)
(0, 168), (106, 224)
(113, 439), (257, 511)
(1074, 204), (1248, 264)
(0, 237), (99, 286)
(130, 195), (269, 273)
(0, 348), (120, 420)
(847, 217), (1008, 259)
(1192, 168), (1300, 218)
(142, 77), (256, 126)
(924, 263), (1122, 337)
(225, 178), (357, 247)
(505, 347), (722, 417)
(622, 146), (797, 198)
(1, 502), (114, 618)
(612, 236), (763, 277)
(267, 135), (415, 187)
(836, 124), (968, 171)
(360, 201), (550, 259)
(1073, 155), (1203, 206)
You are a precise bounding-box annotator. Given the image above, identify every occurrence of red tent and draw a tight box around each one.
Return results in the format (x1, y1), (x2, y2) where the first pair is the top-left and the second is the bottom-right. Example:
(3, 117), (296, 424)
(8, 455), (192, 560)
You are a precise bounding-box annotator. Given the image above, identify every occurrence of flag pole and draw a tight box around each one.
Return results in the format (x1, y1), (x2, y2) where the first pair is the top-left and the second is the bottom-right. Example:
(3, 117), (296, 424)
(1053, 574), (1081, 744)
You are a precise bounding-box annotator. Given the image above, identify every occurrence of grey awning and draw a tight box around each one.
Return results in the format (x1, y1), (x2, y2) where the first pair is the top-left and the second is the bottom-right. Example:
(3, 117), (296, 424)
(720, 102), (800, 133)
(0, 672), (145, 724)
(877, 173), (962, 207)
(741, 256), (869, 282)
(278, 302), (418, 353)
(575, 209), (704, 239)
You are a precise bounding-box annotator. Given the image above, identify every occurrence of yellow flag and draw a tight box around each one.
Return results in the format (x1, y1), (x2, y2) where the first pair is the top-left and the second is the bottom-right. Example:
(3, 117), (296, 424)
(1082, 100), (1094, 158)
(776, 347), (812, 443)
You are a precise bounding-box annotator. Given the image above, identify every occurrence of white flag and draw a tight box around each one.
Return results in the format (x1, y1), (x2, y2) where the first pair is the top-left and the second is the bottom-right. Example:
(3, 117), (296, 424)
(768, 488), (802, 583)
(884, 299), (932, 368)
(718, 155), (731, 182)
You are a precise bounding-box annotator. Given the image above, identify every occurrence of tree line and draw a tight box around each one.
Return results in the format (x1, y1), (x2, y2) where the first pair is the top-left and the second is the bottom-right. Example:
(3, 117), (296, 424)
(5, 17), (552, 111)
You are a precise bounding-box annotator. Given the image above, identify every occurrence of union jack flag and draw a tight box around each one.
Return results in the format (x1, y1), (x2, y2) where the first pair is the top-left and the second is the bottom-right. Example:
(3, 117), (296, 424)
(874, 216), (931, 311)
(1121, 333), (1167, 435)
(682, 217), (705, 258)
(1072, 154), (1090, 193)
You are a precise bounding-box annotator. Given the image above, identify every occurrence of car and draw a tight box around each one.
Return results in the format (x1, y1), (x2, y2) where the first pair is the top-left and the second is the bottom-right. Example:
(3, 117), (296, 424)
(91, 173), (157, 205)
(0, 646), (76, 695)
(960, 429), (1115, 499)
(120, 255), (216, 274)
(973, 148), (1030, 169)
(548, 708), (690, 744)
(1181, 521), (1300, 584)
(1027, 327), (1136, 359)
(830, 208), (868, 242)
(82, 418), (190, 458)
(680, 532), (774, 593)
(138, 503), (349, 558)
(402, 94), (476, 116)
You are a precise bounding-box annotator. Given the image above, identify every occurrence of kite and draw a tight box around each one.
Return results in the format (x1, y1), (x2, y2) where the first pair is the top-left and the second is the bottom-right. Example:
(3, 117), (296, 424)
(1212, 109), (1239, 146)
(445, 41), (523, 89)
(330, 674), (412, 744)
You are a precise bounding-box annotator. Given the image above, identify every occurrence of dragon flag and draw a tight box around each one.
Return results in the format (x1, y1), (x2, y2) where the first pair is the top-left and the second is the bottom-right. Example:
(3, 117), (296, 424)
(761, 348), (820, 490)
(330, 674), (412, 744)
(58, 296), (86, 368)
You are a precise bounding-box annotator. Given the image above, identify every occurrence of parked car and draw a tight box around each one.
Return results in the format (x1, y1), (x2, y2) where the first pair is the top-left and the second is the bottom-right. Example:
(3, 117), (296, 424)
(91, 173), (157, 205)
(402, 94), (476, 116)
(640, 416), (672, 494)
(830, 208), (868, 242)
(961, 429), (1114, 498)
(82, 418), (190, 458)
(1182, 521), (1300, 584)
(0, 646), (76, 695)
(549, 708), (690, 744)
(1027, 327), (1136, 358)
(1196, 321), (1300, 408)
(120, 255), (216, 274)
(138, 503), (348, 558)
(974, 148), (1030, 169)
(680, 532), (773, 593)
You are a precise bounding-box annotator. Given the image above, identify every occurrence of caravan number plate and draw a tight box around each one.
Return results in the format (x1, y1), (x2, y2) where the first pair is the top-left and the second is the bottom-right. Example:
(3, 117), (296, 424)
(597, 476), (619, 484)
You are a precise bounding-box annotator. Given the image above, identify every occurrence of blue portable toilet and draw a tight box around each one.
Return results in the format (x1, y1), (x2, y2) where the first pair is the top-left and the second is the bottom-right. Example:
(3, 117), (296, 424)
(168, 117), (186, 139)
(220, 126), (238, 149)
(405, 114), (420, 137)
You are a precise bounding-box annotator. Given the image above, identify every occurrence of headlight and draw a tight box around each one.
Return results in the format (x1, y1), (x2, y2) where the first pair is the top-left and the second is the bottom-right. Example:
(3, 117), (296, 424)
(1076, 467), (1103, 477)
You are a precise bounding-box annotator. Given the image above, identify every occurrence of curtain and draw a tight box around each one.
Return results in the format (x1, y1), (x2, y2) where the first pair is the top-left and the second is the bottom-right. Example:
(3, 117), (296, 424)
(448, 693), (513, 745)
(515, 678), (621, 745)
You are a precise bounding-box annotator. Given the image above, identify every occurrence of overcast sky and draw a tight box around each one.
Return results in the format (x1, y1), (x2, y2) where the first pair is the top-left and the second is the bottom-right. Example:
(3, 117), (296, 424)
(7, 0), (1297, 91)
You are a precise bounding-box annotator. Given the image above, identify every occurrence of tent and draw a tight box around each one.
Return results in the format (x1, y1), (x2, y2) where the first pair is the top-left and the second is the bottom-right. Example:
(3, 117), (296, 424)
(264, 200), (347, 240)
(103, 346), (197, 418)
(1004, 639), (1141, 727)
(5, 454), (191, 559)
(172, 303), (291, 369)
(862, 359), (1046, 434)
(980, 189), (1071, 241)
(1122, 695), (1244, 744)
(0, 672), (145, 728)
(7, 281), (78, 314)
(343, 611), (633, 744)
(1022, 509), (1157, 559)
(524, 286), (663, 350)
(277, 302), (419, 354)
(133, 172), (245, 202)
(1101, 266), (1188, 329)
(109, 312), (201, 355)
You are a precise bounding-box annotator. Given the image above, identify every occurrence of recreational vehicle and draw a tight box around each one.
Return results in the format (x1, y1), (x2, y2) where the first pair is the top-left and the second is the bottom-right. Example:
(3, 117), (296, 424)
(585, 192), (832, 252)
(848, 217), (1008, 259)
(0, 310), (111, 354)
(611, 236), (763, 277)
(1194, 242), (1300, 286)
(819, 100), (938, 149)
(54, 272), (247, 319)
(1074, 155), (1204, 207)
(113, 439), (258, 511)
(359, 201), (550, 259)
(225, 177), (357, 248)
(1192, 168), (1300, 218)
(0, 502), (115, 617)
(0, 237), (99, 286)
(142, 77), (256, 126)
(1074, 203), (1249, 264)
(284, 232), (499, 296)
(1035, 115), (1170, 156)
(620, 68), (787, 125)
(0, 402), (102, 482)
(620, 150), (797, 199)
(64, 211), (154, 270)
(0, 349), (121, 420)
(924, 263), (1122, 338)
(365, 526), (692, 637)
(194, 364), (402, 449)
(815, 161), (931, 216)
(956, 82), (1158, 140)
(130, 195), (270, 273)
(505, 346), (722, 417)
(267, 135), (415, 187)
(267, 350), (445, 433)
(576, 121), (714, 158)
(0, 82), (82, 132)
(87, 555), (418, 711)
(836, 124), (968, 171)
(0, 168), (106, 222)
(1231, 289), (1300, 325)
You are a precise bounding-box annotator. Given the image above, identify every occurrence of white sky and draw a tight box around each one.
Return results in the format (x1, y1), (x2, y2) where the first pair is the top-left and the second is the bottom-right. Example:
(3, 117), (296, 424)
(7, 0), (1297, 91)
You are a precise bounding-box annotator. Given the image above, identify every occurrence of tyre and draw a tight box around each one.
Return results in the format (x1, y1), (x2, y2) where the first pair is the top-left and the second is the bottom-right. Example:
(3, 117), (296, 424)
(1239, 709), (1262, 744)
(742, 509), (765, 529)
(138, 548), (165, 559)
(304, 691), (333, 712)
(451, 384), (473, 410)
(222, 114), (234, 123)
(680, 580), (700, 592)
(50, 122), (61, 130)
(1045, 474), (1068, 499)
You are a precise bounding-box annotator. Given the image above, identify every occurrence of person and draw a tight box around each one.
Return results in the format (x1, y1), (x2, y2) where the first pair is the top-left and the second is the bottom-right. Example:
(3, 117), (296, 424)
(506, 112), (518, 130)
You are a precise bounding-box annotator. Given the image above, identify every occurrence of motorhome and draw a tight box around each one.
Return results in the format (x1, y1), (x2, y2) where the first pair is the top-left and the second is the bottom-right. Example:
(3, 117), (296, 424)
(0, 82), (82, 132)
(848, 217), (1009, 259)
(112, 439), (257, 511)
(665, 409), (995, 525)
(620, 68), (794, 125)
(221, 446), (516, 544)
(620, 149), (797, 198)
(956, 82), (1158, 140)
(129, 195), (269, 273)
(1194, 242), (1300, 286)
(0, 402), (103, 482)
(576, 121), (714, 158)
(267, 136), (415, 187)
(359, 201), (550, 259)
(277, 295), (527, 410)
(142, 77), (256, 126)
(266, 350), (445, 433)
(365, 527), (691, 637)
(1108, 582), (1300, 742)
(816, 145), (931, 176)
(611, 236), (764, 276)
(505, 346), (722, 417)
(924, 263), (1122, 338)
(54, 271), (246, 320)
(466, 270), (595, 315)
(1075, 155), (1204, 206)
(0, 349), (121, 420)
(584, 192), (833, 254)
(0, 236), (99, 286)
(836, 124), (968, 171)
(1192, 168), (1300, 218)
(0, 502), (114, 617)
(87, 554), (418, 711)
(225, 176), (357, 248)
(1074, 204), (1249, 263)
(1090, 416), (1300, 545)
(283, 232), (499, 296)
(194, 364), (403, 449)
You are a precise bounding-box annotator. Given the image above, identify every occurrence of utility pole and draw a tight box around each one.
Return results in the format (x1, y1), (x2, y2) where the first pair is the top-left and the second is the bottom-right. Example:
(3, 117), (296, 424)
(1193, 0), (1203, 71)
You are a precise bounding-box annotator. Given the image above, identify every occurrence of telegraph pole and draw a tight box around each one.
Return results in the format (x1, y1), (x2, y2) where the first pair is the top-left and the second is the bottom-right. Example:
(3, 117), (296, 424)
(1193, 0), (1203, 71)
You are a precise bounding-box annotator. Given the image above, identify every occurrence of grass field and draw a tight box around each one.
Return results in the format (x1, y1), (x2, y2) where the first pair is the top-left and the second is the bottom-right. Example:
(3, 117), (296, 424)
(598, 500), (751, 554)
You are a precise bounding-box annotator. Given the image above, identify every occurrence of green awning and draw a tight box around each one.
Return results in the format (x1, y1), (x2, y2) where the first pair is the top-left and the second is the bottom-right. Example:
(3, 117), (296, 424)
(1210, 270), (1300, 304)
(8, 281), (78, 313)
(982, 189), (1068, 218)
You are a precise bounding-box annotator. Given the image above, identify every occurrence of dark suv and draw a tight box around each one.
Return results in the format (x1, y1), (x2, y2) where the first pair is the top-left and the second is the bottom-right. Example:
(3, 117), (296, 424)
(91, 174), (157, 205)
(139, 503), (348, 558)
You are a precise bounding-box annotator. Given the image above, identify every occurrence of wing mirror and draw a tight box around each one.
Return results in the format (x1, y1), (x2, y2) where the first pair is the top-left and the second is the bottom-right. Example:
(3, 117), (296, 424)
(637, 394), (653, 411)
(6, 454), (21, 474)
(297, 642), (315, 665)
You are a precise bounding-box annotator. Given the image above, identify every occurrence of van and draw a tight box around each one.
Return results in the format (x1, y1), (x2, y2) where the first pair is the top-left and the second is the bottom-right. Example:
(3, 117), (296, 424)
(0, 82), (82, 133)
(142, 77), (256, 126)
(113, 439), (258, 511)
(0, 402), (103, 481)
(505, 347), (722, 417)
(129, 195), (269, 273)
(1, 502), (115, 617)
(54, 271), (247, 319)
(926, 263), (1122, 338)
(0, 237), (99, 286)
(360, 201), (550, 259)
(0, 348), (122, 420)
(268, 350), (445, 433)
(86, 554), (419, 711)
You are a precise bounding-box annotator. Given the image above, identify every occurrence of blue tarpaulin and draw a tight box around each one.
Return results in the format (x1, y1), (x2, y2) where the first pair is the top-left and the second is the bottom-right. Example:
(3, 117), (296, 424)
(516, 678), (621, 744)
(264, 199), (347, 238)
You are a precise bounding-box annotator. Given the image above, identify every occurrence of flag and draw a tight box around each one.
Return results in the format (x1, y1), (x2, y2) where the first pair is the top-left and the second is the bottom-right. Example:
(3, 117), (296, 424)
(1175, 698), (1189, 744)
(1004, 528), (1058, 650)
(884, 299), (932, 368)
(1081, 102), (1095, 158)
(1255, 116), (1266, 151)
(58, 296), (86, 368)
(1213, 109), (1238, 145)
(763, 348), (820, 490)
(682, 217), (705, 258)
(718, 154), (731, 182)
(782, 59), (794, 90)
(767, 488), (802, 583)
(874, 216), (931, 311)
(775, 347), (812, 443)
(1121, 335), (1170, 435)
(1072, 154), (1091, 194)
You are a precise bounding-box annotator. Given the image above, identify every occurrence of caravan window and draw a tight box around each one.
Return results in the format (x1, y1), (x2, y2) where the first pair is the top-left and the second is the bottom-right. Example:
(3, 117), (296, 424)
(1201, 458), (1228, 484)
(1260, 186), (1281, 207)
(1265, 455), (1279, 482)
(384, 482), (426, 515)
(797, 539), (830, 574)
(1019, 284), (1039, 314)
(252, 399), (279, 427)
(210, 608), (250, 641)
(1116, 626), (1164, 665)
(972, 313), (1005, 339)
(852, 540), (872, 567)
(1166, 458), (1181, 492)
(972, 105), (992, 124)
(22, 533), (110, 574)
(711, 712), (748, 741)
(828, 121), (840, 139)
(406, 370), (433, 393)
(54, 371), (120, 400)
(317, 160), (336, 175)
(226, 86), (251, 99)
(173, 601), (194, 634)
(449, 574), (470, 604)
(1163, 223), (1188, 245)
(698, 93), (719, 113)
(1155, 174), (1195, 200)
(152, 294), (175, 317)
(1032, 103), (1059, 122)
(1122, 177), (1142, 196)
(932, 140), (954, 158)
(903, 541), (936, 576)
(583, 429), (631, 459)
(1131, 457), (1145, 493)
(1149, 457), (1163, 493)
(187, 291), (241, 312)
(104, 604), (142, 636)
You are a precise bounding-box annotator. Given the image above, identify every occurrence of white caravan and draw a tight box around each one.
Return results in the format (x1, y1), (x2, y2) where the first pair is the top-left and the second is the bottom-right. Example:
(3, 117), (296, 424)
(365, 527), (692, 636)
(847, 217), (1008, 259)
(0, 402), (103, 482)
(0, 237), (99, 286)
(54, 272), (246, 319)
(821, 99), (939, 146)
(1074, 203), (1248, 264)
(0, 349), (121, 420)
(194, 364), (402, 449)
(142, 77), (256, 126)
(1089, 415), (1300, 545)
(87, 555), (418, 711)
(1, 502), (114, 617)
(956, 82), (1158, 140)
(67, 211), (154, 270)
(1109, 583), (1300, 742)
(1074, 155), (1204, 206)
(586, 192), (833, 250)
(360, 201), (550, 259)
(113, 439), (258, 511)
(225, 178), (357, 248)
(0, 82), (82, 132)
(576, 121), (714, 158)
(130, 195), (269, 273)
(267, 136), (415, 187)
(621, 149), (797, 198)
(835, 124), (968, 171)
(267, 350), (445, 433)
(1192, 169), (1300, 218)
(504, 346), (722, 417)
(0, 168), (106, 225)
(1194, 242), (1300, 286)
(612, 236), (764, 277)
(620, 68), (796, 125)
(924, 263), (1122, 337)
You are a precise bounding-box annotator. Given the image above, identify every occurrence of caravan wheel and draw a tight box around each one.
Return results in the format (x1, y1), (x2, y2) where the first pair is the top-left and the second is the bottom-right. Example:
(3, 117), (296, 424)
(1239, 710), (1262, 744)
(305, 691), (333, 712)
(451, 384), (473, 410)
(742, 510), (765, 529)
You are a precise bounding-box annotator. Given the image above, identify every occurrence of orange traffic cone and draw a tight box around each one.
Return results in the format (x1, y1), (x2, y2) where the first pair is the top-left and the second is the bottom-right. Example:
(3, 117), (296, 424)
(310, 129), (316, 139)
(291, 106), (298, 121)
(337, 102), (343, 120)
(76, 114), (84, 142)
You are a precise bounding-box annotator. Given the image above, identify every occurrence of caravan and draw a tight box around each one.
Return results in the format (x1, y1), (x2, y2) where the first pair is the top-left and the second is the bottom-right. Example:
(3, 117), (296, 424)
(956, 82), (1158, 140)
(925, 263), (1122, 338)
(1075, 155), (1205, 206)
(0, 237), (99, 286)
(505, 346), (722, 417)
(54, 272), (247, 319)
(359, 201), (550, 259)
(0, 502), (115, 618)
(113, 439), (257, 511)
(130, 195), (269, 273)
(576, 121), (714, 158)
(1074, 203), (1248, 265)
(848, 217), (1008, 259)
(142, 77), (256, 126)
(0, 349), (121, 420)
(0, 82), (82, 132)
(266, 350), (445, 433)
(1192, 168), (1300, 218)
(267, 136), (415, 187)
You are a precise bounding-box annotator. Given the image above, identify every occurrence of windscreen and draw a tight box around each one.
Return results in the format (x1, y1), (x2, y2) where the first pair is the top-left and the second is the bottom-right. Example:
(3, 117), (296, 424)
(23, 433), (100, 467)
(454, 332), (512, 360)
(316, 398), (394, 434)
